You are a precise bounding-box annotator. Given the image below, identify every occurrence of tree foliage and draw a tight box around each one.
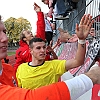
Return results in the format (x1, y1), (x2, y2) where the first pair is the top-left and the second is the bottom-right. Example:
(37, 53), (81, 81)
(4, 17), (32, 44)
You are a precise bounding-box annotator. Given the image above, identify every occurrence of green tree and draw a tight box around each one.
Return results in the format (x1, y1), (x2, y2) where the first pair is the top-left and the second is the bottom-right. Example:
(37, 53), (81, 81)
(4, 17), (32, 46)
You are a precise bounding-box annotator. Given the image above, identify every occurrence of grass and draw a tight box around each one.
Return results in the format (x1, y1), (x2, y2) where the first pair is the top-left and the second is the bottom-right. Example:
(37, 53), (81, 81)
(7, 52), (16, 56)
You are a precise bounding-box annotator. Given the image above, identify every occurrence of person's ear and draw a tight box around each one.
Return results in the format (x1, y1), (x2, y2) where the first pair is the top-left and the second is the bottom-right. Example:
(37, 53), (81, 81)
(29, 48), (33, 54)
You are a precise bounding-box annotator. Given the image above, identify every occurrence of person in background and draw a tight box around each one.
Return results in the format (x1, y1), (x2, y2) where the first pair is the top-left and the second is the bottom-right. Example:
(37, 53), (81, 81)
(42, 0), (78, 20)
(44, 13), (56, 45)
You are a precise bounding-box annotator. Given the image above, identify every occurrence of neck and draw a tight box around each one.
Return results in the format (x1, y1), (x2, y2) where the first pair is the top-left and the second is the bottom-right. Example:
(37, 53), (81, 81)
(0, 60), (2, 71)
(26, 41), (29, 45)
(31, 58), (44, 66)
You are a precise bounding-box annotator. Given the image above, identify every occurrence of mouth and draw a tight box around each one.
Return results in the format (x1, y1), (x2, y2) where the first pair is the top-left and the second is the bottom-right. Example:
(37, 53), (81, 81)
(40, 54), (46, 57)
(1, 46), (8, 51)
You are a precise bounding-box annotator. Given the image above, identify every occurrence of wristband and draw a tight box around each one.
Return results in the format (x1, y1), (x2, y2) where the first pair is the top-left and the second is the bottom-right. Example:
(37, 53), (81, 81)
(78, 39), (86, 44)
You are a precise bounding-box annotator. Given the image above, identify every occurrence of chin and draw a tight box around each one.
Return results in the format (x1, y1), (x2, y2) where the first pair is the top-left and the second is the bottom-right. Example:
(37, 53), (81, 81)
(38, 58), (45, 61)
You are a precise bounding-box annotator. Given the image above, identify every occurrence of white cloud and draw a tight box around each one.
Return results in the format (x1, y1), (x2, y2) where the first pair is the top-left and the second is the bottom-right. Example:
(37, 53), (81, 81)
(0, 0), (49, 33)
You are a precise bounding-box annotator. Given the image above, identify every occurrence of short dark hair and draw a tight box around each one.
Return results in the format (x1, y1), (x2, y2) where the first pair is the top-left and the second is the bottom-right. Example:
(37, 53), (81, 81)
(29, 37), (46, 48)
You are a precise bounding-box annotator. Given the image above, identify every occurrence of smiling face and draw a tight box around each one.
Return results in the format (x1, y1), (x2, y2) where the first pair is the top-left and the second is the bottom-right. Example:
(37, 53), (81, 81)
(30, 41), (46, 61)
(0, 21), (8, 60)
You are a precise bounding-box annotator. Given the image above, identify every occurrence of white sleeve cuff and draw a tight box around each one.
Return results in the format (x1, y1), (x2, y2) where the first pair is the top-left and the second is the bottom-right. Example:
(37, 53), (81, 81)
(64, 74), (93, 100)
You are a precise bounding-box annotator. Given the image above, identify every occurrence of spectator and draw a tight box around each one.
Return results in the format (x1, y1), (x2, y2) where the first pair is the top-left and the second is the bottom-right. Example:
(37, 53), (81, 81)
(16, 14), (94, 89)
(42, 0), (78, 20)
(44, 13), (56, 45)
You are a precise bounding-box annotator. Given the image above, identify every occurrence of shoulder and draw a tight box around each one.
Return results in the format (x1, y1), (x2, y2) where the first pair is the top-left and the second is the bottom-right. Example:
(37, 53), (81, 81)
(18, 63), (28, 68)
(2, 63), (14, 73)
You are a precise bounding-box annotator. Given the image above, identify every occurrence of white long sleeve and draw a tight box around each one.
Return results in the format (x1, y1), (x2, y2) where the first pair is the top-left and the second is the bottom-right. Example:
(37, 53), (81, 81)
(64, 74), (93, 100)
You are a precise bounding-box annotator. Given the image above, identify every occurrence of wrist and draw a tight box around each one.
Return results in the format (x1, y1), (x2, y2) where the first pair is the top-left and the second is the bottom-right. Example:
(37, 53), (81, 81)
(78, 39), (86, 44)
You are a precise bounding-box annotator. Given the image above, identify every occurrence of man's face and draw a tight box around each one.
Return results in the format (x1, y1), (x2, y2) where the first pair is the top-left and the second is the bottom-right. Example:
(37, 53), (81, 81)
(0, 22), (8, 60)
(23, 30), (34, 42)
(30, 42), (46, 61)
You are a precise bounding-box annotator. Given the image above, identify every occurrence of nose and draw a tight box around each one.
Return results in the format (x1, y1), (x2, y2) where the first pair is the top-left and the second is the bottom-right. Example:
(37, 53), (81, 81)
(41, 47), (45, 52)
(30, 32), (33, 35)
(1, 32), (8, 42)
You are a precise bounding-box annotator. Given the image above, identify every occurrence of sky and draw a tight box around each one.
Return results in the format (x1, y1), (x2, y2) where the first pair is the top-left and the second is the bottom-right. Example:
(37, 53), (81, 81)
(0, 0), (49, 34)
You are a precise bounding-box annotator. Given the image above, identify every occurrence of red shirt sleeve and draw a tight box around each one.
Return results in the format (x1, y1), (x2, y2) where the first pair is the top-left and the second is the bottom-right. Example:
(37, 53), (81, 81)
(35, 12), (45, 40)
(0, 82), (70, 100)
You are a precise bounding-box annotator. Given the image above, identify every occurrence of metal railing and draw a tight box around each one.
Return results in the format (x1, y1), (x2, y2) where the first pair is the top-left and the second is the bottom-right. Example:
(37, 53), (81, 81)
(54, 0), (100, 42)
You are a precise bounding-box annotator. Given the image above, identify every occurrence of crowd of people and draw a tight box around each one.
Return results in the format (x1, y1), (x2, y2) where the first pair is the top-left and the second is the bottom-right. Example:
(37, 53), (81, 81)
(0, 1), (100, 100)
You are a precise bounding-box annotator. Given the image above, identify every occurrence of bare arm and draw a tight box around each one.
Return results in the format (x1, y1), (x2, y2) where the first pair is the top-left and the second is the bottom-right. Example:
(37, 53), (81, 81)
(66, 14), (94, 70)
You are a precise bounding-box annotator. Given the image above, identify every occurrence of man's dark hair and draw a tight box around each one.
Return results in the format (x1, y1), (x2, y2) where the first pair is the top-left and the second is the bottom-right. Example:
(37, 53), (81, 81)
(29, 37), (46, 48)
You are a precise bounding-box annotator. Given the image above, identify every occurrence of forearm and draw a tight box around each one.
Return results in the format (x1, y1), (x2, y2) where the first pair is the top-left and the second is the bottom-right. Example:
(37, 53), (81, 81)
(75, 41), (86, 66)
(52, 43), (58, 49)
(36, 12), (45, 40)
(0, 82), (70, 100)
(64, 74), (93, 100)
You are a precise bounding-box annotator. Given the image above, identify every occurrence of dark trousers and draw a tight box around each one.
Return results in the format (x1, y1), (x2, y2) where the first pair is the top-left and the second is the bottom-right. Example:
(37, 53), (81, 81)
(45, 31), (53, 45)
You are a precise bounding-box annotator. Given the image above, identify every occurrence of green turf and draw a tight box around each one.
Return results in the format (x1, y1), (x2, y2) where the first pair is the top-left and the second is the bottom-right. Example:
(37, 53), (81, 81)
(7, 52), (15, 56)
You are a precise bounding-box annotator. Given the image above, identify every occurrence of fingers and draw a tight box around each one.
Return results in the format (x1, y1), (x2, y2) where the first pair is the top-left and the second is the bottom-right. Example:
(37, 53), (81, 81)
(75, 23), (79, 33)
(88, 19), (94, 30)
(33, 2), (40, 8)
(58, 28), (64, 32)
(79, 14), (93, 27)
(79, 14), (86, 25)
(33, 2), (41, 12)
(83, 14), (90, 25)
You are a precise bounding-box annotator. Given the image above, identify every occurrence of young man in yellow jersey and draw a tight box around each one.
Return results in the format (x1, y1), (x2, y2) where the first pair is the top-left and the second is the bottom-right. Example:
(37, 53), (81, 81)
(16, 3), (94, 89)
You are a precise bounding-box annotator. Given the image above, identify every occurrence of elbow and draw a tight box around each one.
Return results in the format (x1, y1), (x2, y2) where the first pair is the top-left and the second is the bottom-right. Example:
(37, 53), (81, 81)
(78, 60), (84, 66)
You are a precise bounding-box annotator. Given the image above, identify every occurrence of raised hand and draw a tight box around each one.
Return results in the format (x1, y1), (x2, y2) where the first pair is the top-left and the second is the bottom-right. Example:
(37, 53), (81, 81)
(58, 28), (72, 42)
(33, 2), (41, 12)
(75, 14), (94, 40)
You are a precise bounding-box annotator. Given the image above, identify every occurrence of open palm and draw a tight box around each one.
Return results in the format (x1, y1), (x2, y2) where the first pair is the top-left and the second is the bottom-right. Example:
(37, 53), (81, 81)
(76, 14), (94, 40)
